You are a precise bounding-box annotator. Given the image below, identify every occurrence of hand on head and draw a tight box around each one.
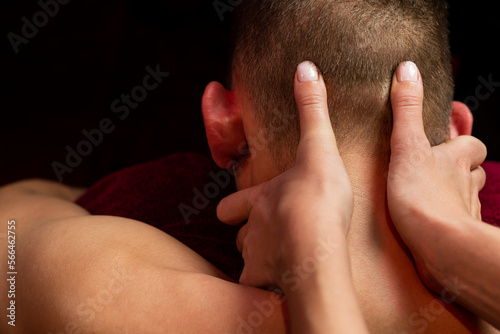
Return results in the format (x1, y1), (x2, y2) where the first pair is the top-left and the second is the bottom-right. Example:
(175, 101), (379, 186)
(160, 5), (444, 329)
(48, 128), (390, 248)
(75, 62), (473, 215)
(217, 61), (354, 291)
(387, 61), (487, 290)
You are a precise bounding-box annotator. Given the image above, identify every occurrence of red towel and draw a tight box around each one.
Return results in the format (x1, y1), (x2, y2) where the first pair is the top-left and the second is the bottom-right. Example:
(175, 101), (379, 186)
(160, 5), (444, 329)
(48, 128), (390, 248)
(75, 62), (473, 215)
(76, 153), (500, 281)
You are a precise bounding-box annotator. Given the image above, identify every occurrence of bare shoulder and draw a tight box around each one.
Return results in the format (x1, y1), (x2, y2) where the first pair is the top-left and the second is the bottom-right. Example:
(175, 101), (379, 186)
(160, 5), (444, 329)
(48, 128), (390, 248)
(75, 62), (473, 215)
(0, 179), (286, 333)
(25, 215), (229, 278)
(0, 215), (287, 333)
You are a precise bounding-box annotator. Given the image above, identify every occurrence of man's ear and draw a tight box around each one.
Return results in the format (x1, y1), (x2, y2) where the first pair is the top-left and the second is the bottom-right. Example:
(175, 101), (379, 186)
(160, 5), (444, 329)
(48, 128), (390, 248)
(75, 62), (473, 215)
(448, 101), (474, 140)
(202, 81), (247, 169)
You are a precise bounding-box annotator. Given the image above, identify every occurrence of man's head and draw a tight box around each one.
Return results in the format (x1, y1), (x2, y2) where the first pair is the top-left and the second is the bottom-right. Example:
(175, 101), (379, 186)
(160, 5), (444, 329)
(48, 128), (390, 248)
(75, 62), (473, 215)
(202, 0), (473, 189)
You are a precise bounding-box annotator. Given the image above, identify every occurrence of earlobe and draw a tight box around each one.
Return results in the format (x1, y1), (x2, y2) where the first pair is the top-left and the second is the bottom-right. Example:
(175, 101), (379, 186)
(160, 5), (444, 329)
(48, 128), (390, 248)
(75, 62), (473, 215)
(202, 81), (247, 168)
(448, 101), (474, 139)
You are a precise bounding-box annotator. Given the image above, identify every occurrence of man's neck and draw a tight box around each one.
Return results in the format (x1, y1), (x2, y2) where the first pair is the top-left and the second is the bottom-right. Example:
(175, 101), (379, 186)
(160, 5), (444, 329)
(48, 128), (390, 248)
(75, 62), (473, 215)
(343, 153), (409, 281)
(340, 152), (482, 332)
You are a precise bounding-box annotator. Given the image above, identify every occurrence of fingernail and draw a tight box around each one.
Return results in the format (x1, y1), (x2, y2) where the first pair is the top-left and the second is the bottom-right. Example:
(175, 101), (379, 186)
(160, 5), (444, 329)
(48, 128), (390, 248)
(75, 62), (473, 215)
(297, 61), (319, 82)
(397, 61), (418, 82)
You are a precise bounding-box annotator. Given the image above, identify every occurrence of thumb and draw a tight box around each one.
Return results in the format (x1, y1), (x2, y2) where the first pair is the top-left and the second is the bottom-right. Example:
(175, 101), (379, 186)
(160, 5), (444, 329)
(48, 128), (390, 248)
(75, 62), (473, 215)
(294, 61), (339, 165)
(390, 61), (430, 156)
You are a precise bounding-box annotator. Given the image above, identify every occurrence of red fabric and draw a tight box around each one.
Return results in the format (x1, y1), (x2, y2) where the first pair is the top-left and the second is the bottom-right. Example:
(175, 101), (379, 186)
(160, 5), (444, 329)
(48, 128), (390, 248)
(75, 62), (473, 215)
(76, 153), (500, 281)
(479, 161), (500, 227)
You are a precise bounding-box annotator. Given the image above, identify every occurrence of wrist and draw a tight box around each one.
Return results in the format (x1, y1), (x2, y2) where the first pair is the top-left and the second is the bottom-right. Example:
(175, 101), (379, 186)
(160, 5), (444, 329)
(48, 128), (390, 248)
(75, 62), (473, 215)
(281, 235), (348, 289)
(279, 236), (367, 333)
(277, 222), (348, 280)
(417, 214), (479, 292)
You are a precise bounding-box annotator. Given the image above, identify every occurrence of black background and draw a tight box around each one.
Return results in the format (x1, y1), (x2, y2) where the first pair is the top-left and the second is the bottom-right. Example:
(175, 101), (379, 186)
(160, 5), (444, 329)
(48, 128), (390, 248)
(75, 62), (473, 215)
(1, 0), (499, 187)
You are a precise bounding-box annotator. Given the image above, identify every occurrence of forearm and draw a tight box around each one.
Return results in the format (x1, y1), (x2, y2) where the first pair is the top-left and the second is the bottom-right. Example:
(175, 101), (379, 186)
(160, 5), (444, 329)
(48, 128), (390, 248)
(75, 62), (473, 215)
(429, 218), (500, 329)
(282, 235), (368, 334)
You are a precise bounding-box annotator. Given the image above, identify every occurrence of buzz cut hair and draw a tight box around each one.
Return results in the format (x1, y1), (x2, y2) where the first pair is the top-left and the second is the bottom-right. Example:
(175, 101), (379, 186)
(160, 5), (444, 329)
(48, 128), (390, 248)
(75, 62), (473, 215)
(231, 0), (453, 170)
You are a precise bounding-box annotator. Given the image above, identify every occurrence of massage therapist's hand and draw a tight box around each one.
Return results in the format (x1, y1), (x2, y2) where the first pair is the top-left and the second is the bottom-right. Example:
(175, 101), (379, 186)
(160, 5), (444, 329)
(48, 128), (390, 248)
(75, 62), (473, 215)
(387, 61), (487, 289)
(218, 61), (367, 333)
(217, 61), (353, 289)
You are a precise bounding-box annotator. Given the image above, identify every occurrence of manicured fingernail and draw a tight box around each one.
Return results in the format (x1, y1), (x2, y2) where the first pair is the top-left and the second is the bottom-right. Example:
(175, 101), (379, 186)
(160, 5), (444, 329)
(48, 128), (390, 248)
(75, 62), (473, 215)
(297, 61), (319, 82)
(397, 61), (418, 82)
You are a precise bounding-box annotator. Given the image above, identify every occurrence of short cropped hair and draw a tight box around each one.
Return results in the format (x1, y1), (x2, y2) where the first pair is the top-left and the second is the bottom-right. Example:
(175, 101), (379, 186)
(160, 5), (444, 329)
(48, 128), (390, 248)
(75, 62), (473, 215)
(231, 0), (453, 170)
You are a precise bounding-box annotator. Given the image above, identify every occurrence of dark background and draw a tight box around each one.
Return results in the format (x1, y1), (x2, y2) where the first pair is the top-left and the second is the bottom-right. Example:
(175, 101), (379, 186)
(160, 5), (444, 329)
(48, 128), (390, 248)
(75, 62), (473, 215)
(0, 1), (499, 187)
